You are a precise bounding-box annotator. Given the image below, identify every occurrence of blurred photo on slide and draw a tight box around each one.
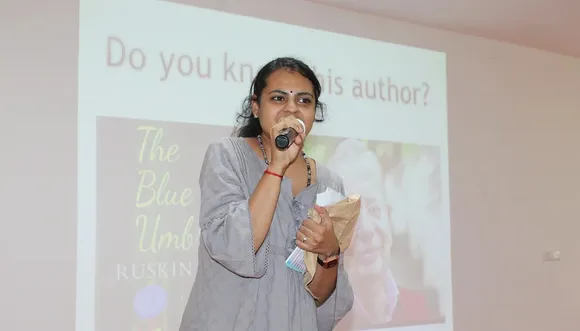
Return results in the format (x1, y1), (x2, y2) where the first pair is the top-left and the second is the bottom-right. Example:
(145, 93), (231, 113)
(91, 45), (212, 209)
(307, 137), (446, 330)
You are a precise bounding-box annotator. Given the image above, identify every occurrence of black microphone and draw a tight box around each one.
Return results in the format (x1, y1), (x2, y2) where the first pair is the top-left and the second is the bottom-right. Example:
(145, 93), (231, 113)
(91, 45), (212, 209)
(275, 119), (305, 150)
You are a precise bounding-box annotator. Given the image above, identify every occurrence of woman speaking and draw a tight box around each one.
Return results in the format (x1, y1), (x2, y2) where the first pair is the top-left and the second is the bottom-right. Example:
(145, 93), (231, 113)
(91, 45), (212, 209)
(178, 57), (354, 331)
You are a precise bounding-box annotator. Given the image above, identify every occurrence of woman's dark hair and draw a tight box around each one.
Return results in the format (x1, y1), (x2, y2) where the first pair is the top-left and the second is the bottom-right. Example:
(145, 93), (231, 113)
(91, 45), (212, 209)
(234, 57), (326, 137)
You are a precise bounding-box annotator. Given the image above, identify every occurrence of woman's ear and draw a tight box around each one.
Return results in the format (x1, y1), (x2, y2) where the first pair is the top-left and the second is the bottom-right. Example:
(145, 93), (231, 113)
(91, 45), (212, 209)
(251, 94), (259, 118)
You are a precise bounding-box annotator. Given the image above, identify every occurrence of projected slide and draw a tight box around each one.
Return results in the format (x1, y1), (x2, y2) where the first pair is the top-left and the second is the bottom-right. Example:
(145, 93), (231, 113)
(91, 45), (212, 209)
(77, 1), (451, 331)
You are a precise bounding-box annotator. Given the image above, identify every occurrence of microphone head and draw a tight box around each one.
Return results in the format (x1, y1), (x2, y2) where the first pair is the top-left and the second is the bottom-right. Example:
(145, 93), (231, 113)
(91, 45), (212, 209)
(274, 118), (305, 150)
(275, 135), (291, 149)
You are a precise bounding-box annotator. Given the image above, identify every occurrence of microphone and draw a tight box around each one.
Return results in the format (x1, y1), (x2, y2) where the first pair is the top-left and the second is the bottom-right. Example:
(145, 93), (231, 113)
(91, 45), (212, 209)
(275, 119), (305, 150)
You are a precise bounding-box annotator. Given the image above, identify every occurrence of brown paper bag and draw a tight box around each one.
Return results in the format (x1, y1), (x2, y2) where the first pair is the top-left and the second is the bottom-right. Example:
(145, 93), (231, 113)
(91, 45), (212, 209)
(303, 194), (361, 299)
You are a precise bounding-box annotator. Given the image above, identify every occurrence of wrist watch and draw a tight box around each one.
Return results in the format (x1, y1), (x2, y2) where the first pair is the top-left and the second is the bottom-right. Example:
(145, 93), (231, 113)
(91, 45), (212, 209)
(317, 246), (341, 269)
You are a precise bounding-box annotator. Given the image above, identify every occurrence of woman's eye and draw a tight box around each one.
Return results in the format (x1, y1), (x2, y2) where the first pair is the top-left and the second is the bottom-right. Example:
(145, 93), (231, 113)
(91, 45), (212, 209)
(271, 95), (312, 104)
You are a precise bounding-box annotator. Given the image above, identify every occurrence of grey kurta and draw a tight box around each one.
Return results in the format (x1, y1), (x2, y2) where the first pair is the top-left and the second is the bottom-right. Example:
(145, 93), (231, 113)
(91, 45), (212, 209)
(179, 137), (354, 331)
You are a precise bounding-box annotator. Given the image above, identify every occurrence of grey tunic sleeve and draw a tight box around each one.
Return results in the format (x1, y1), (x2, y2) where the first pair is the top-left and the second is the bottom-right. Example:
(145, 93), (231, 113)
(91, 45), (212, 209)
(315, 172), (355, 331)
(197, 139), (268, 278)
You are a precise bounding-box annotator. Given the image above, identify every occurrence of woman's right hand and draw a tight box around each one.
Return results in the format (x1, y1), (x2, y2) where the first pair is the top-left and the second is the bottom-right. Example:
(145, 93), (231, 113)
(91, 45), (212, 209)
(268, 116), (306, 174)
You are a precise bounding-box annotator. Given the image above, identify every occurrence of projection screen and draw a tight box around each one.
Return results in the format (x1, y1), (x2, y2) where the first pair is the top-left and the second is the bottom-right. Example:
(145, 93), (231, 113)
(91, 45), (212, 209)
(77, 1), (452, 330)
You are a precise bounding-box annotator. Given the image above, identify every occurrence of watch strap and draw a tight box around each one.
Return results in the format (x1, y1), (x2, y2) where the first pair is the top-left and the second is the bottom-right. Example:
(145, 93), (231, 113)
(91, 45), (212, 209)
(317, 246), (341, 268)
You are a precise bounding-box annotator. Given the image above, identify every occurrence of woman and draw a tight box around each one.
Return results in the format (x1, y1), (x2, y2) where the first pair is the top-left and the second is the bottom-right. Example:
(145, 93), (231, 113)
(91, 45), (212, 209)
(179, 57), (354, 331)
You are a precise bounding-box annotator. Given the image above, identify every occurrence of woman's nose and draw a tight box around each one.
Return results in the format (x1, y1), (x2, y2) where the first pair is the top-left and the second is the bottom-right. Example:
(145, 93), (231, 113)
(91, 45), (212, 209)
(284, 99), (299, 112)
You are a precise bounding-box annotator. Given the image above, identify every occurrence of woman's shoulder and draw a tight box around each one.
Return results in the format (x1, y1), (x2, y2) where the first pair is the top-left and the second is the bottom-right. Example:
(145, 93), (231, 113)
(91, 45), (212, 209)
(204, 137), (251, 157)
(205, 136), (247, 151)
(202, 136), (253, 168)
(314, 162), (346, 196)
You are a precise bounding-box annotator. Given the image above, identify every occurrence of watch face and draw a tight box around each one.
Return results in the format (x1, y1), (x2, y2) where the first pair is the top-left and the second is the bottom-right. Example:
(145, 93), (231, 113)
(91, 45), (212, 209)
(318, 255), (339, 268)
(325, 259), (338, 268)
(318, 254), (339, 268)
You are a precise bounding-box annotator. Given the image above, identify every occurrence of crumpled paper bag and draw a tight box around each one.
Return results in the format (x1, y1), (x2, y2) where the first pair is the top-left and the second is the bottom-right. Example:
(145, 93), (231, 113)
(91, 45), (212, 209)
(303, 192), (361, 299)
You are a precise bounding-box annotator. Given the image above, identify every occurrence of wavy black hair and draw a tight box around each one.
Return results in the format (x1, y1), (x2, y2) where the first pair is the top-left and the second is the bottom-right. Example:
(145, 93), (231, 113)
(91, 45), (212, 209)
(233, 57), (326, 137)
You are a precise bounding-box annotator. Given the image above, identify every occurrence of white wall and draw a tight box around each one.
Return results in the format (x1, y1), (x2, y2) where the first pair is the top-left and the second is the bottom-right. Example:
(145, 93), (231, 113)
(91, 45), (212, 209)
(2, 0), (579, 330)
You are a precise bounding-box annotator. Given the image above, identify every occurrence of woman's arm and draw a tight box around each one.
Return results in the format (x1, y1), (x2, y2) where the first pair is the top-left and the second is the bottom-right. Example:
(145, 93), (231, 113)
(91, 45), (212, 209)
(315, 258), (354, 331)
(248, 162), (285, 252)
(199, 139), (282, 277)
(307, 258), (339, 305)
(310, 175), (354, 330)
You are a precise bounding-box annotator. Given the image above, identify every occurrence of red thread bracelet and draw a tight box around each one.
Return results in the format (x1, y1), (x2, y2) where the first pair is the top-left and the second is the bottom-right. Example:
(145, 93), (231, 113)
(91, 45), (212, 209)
(264, 169), (283, 179)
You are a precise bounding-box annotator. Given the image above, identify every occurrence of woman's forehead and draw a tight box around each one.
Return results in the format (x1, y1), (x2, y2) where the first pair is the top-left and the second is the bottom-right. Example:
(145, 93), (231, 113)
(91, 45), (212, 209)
(265, 70), (313, 91)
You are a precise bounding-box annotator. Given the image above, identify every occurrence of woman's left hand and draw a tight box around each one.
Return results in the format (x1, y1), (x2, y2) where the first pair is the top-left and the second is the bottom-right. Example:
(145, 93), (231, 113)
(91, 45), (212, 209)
(296, 205), (340, 259)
